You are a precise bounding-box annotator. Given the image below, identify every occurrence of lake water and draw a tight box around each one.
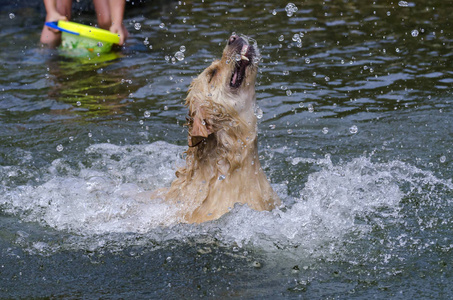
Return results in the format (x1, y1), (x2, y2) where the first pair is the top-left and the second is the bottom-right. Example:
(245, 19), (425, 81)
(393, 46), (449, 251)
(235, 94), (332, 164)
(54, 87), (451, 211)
(0, 0), (452, 298)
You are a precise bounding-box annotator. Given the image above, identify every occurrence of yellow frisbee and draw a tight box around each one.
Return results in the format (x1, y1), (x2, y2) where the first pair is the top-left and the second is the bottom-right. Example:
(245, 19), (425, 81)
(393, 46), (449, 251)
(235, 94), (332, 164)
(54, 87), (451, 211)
(46, 20), (120, 44)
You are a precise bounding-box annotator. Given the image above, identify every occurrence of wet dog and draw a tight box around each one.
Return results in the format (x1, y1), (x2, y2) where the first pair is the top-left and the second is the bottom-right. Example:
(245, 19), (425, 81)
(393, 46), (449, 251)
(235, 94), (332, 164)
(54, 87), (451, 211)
(165, 34), (280, 223)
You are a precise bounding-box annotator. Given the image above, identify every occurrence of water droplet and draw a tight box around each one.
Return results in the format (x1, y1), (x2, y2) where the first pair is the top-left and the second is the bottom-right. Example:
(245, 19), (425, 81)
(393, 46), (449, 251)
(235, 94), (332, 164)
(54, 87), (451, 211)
(387, 11), (391, 16)
(398, 1), (409, 7)
(286, 90), (292, 96)
(440, 156), (446, 163)
(56, 144), (64, 152)
(298, 102), (304, 108)
(139, 120), (144, 125)
(235, 53), (241, 61)
(269, 124), (276, 129)
(88, 133), (93, 138)
(182, 18), (187, 23)
(349, 125), (358, 134)
(292, 33), (301, 42)
(411, 29), (419, 37)
(308, 104), (314, 112)
(324, 76), (330, 82)
(278, 35), (284, 42)
(256, 108), (263, 119)
(164, 106), (168, 111)
(143, 37), (149, 46)
(322, 127), (329, 134)
(69, 136), (74, 142)
(97, 42), (103, 47)
(180, 45), (186, 52)
(9, 13), (15, 19)
(287, 129), (293, 134)
(283, 70), (290, 75)
(134, 23), (141, 30)
(144, 111), (151, 118)
(395, 48), (400, 53)
(175, 51), (185, 61)
(76, 101), (81, 106)
(285, 3), (298, 17)
(271, 9), (277, 15)
(159, 23), (165, 29)
(218, 175), (226, 181)
(305, 58), (311, 64)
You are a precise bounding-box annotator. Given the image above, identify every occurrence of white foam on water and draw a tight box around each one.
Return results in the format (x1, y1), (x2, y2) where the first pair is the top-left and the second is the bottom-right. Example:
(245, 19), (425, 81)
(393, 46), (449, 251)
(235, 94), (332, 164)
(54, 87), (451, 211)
(1, 141), (186, 234)
(205, 156), (405, 251)
(1, 142), (451, 257)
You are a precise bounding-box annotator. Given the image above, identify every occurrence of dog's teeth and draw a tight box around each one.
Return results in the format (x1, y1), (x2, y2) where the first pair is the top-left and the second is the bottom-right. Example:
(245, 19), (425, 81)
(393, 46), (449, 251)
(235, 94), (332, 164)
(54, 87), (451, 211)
(240, 45), (249, 61)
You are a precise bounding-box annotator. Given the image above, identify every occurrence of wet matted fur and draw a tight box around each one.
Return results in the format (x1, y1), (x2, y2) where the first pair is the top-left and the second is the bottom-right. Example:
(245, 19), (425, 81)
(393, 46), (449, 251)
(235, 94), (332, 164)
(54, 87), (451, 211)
(165, 35), (280, 223)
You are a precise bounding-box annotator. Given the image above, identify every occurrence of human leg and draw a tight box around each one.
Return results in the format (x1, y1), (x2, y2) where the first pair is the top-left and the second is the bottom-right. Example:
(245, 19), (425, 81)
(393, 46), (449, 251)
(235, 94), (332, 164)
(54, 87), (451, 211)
(40, 0), (72, 47)
(93, 0), (112, 30)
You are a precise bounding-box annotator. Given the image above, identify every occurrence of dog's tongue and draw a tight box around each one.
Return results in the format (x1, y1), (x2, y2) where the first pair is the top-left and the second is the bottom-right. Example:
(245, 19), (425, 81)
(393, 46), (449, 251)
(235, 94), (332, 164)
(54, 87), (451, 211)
(231, 69), (239, 86)
(231, 62), (247, 88)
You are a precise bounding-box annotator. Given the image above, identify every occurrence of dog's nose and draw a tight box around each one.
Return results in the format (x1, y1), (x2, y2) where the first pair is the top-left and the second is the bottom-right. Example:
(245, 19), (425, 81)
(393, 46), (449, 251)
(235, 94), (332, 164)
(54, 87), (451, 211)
(228, 35), (239, 45)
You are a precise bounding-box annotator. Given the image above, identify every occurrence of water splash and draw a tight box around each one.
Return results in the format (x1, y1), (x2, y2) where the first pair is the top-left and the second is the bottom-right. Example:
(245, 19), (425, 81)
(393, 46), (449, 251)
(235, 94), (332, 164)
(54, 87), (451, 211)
(1, 142), (185, 234)
(1, 143), (451, 258)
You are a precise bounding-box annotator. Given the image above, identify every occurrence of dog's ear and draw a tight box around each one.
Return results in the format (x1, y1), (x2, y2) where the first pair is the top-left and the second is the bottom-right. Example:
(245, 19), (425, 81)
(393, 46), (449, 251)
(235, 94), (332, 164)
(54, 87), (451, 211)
(192, 114), (209, 137)
(188, 107), (212, 146)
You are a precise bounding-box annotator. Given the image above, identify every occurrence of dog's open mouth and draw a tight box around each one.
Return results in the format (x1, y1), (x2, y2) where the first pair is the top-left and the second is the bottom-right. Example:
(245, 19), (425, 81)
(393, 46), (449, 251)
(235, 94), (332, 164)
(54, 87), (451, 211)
(229, 36), (255, 89)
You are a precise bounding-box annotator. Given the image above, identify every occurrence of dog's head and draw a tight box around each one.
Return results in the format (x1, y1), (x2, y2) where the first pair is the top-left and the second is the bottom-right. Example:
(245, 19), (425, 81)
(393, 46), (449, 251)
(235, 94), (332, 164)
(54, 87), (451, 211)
(186, 34), (260, 146)
(220, 34), (260, 90)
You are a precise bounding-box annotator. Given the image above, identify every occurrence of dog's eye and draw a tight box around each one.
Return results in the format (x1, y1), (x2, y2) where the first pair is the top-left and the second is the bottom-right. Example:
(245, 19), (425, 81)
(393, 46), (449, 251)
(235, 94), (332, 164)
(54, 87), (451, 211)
(208, 68), (218, 83)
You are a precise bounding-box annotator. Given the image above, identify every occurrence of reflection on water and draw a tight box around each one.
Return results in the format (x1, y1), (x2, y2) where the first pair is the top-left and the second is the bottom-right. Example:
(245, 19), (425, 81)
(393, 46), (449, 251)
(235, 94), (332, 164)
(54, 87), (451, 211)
(46, 51), (133, 118)
(0, 0), (452, 298)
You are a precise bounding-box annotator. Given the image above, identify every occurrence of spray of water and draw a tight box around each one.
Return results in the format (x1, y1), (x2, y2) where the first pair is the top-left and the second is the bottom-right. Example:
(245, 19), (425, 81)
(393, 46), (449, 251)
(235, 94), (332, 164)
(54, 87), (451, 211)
(1, 142), (451, 258)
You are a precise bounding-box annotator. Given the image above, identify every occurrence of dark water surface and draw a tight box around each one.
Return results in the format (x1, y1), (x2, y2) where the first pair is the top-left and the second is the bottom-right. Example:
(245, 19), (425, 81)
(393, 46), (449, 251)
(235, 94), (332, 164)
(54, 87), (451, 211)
(0, 0), (452, 298)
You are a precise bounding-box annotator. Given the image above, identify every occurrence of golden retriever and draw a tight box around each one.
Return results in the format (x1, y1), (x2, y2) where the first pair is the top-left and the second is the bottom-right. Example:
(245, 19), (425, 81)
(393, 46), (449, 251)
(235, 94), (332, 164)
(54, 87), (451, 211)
(165, 34), (280, 223)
